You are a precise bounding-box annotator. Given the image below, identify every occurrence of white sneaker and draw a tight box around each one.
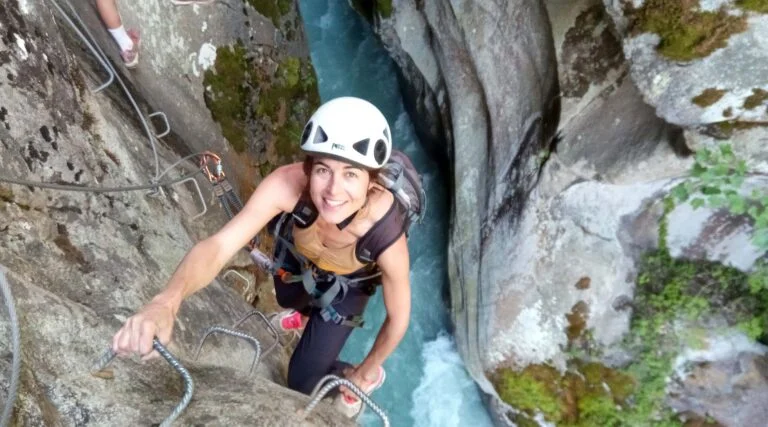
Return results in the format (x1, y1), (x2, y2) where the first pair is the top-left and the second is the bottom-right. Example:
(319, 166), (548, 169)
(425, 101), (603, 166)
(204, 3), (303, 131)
(333, 366), (386, 418)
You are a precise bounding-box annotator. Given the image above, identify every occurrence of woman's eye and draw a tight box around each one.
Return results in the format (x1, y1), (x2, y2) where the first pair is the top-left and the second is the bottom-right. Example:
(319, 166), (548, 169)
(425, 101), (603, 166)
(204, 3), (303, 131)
(314, 167), (329, 175)
(345, 171), (359, 179)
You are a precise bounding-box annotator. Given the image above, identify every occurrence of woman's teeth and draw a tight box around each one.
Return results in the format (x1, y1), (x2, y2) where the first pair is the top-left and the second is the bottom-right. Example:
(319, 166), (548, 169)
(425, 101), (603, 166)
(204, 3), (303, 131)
(324, 198), (345, 207)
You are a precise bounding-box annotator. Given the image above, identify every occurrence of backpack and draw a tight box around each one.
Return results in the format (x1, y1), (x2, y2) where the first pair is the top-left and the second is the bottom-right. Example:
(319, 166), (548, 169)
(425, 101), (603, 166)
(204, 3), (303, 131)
(376, 149), (427, 234)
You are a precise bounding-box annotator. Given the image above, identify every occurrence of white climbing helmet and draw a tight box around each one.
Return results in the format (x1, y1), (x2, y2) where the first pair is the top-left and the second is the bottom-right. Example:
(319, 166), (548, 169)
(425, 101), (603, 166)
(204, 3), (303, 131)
(300, 97), (392, 169)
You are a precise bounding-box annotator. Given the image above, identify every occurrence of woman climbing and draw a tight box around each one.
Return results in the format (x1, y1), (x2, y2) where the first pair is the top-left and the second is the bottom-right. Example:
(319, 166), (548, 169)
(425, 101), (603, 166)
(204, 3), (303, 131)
(111, 97), (412, 417)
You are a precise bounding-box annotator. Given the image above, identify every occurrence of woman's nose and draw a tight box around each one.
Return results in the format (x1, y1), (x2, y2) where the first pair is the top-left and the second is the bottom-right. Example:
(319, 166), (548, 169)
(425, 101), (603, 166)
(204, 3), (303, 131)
(325, 174), (343, 195)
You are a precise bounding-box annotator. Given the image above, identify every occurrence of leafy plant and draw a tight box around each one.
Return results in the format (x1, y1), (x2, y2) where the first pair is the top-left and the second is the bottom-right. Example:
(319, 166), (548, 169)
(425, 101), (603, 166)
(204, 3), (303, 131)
(670, 144), (768, 250)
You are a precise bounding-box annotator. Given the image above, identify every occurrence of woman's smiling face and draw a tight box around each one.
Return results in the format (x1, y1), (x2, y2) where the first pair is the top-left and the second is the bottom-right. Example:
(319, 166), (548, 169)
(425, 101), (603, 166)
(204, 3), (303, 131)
(308, 157), (372, 224)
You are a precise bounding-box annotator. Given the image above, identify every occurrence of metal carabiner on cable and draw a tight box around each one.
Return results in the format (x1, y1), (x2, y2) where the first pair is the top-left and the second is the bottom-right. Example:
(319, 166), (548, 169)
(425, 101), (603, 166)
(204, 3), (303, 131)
(199, 151), (225, 184)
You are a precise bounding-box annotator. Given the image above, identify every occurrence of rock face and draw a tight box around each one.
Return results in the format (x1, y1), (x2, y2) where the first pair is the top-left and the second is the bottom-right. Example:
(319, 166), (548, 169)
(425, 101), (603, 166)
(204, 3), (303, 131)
(360, 0), (562, 394)
(0, 0), (349, 425)
(667, 334), (768, 427)
(602, 0), (768, 128)
(359, 0), (767, 425)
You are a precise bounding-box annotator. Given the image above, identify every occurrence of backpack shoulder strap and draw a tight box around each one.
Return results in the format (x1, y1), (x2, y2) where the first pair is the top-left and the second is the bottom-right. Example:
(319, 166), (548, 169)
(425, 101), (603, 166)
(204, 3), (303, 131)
(356, 200), (408, 264)
(291, 197), (318, 228)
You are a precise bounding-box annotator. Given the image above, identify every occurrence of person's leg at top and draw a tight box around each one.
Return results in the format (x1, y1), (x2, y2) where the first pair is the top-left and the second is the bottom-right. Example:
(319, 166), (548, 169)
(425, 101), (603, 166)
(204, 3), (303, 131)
(96, 0), (140, 68)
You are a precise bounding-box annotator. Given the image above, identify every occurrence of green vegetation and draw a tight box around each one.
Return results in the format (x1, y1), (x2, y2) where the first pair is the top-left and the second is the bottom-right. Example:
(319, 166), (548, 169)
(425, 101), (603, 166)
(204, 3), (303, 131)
(257, 56), (320, 163)
(670, 144), (768, 250)
(494, 144), (768, 425)
(494, 218), (767, 426)
(203, 42), (320, 160)
(692, 88), (726, 107)
(743, 88), (768, 110)
(377, 0), (393, 18)
(626, 236), (766, 424)
(737, 0), (768, 12)
(247, 0), (293, 27)
(493, 362), (634, 426)
(203, 42), (253, 152)
(628, 0), (747, 60)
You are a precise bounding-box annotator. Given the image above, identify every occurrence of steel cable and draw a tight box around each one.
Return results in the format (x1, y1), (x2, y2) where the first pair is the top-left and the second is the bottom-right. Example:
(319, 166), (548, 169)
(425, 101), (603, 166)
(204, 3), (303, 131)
(0, 170), (201, 193)
(0, 272), (21, 427)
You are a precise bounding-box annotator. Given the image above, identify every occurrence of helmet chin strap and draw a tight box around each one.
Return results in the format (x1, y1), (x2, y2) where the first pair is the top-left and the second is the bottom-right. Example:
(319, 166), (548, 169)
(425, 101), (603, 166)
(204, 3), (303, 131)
(336, 210), (358, 230)
(335, 196), (368, 230)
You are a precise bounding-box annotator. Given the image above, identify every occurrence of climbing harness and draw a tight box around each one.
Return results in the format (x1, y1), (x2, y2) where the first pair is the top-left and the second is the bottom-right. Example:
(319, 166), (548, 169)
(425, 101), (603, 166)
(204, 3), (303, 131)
(261, 149), (427, 328)
(91, 339), (194, 427)
(269, 213), (378, 328)
(0, 272), (21, 427)
(300, 375), (390, 427)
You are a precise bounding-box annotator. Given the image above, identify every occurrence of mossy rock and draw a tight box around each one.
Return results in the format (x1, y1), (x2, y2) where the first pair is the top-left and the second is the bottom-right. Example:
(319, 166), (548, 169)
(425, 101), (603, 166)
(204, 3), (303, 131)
(377, 0), (393, 18)
(692, 88), (726, 107)
(247, 0), (293, 27)
(0, 186), (14, 203)
(256, 56), (320, 164)
(712, 120), (768, 138)
(737, 0), (768, 13)
(743, 88), (768, 110)
(628, 0), (748, 61)
(201, 41), (321, 162)
(203, 41), (254, 153)
(493, 199), (768, 425)
(491, 361), (634, 426)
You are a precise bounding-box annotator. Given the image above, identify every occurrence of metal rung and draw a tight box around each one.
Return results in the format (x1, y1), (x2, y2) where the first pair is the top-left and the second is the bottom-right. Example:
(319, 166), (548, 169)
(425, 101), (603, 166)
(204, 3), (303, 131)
(232, 310), (280, 357)
(148, 112), (171, 138)
(299, 375), (389, 426)
(90, 339), (194, 427)
(194, 326), (262, 374)
(223, 269), (251, 289)
(171, 177), (207, 219)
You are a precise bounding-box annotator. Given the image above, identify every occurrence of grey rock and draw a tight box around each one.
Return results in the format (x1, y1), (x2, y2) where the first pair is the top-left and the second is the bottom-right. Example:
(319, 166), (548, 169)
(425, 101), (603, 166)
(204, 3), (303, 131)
(363, 0), (768, 425)
(0, 0), (352, 425)
(603, 0), (768, 127)
(668, 335), (768, 427)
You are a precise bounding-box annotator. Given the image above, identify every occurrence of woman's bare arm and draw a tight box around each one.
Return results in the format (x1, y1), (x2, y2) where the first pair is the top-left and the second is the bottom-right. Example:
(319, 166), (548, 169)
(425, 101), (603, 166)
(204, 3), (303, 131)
(346, 234), (411, 386)
(112, 163), (305, 357)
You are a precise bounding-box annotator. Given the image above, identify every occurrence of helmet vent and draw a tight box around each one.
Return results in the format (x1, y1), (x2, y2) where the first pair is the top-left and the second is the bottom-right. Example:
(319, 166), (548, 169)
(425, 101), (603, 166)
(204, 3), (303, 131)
(314, 126), (329, 144)
(352, 138), (370, 156)
(383, 127), (390, 143)
(373, 139), (387, 165)
(301, 121), (313, 145)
